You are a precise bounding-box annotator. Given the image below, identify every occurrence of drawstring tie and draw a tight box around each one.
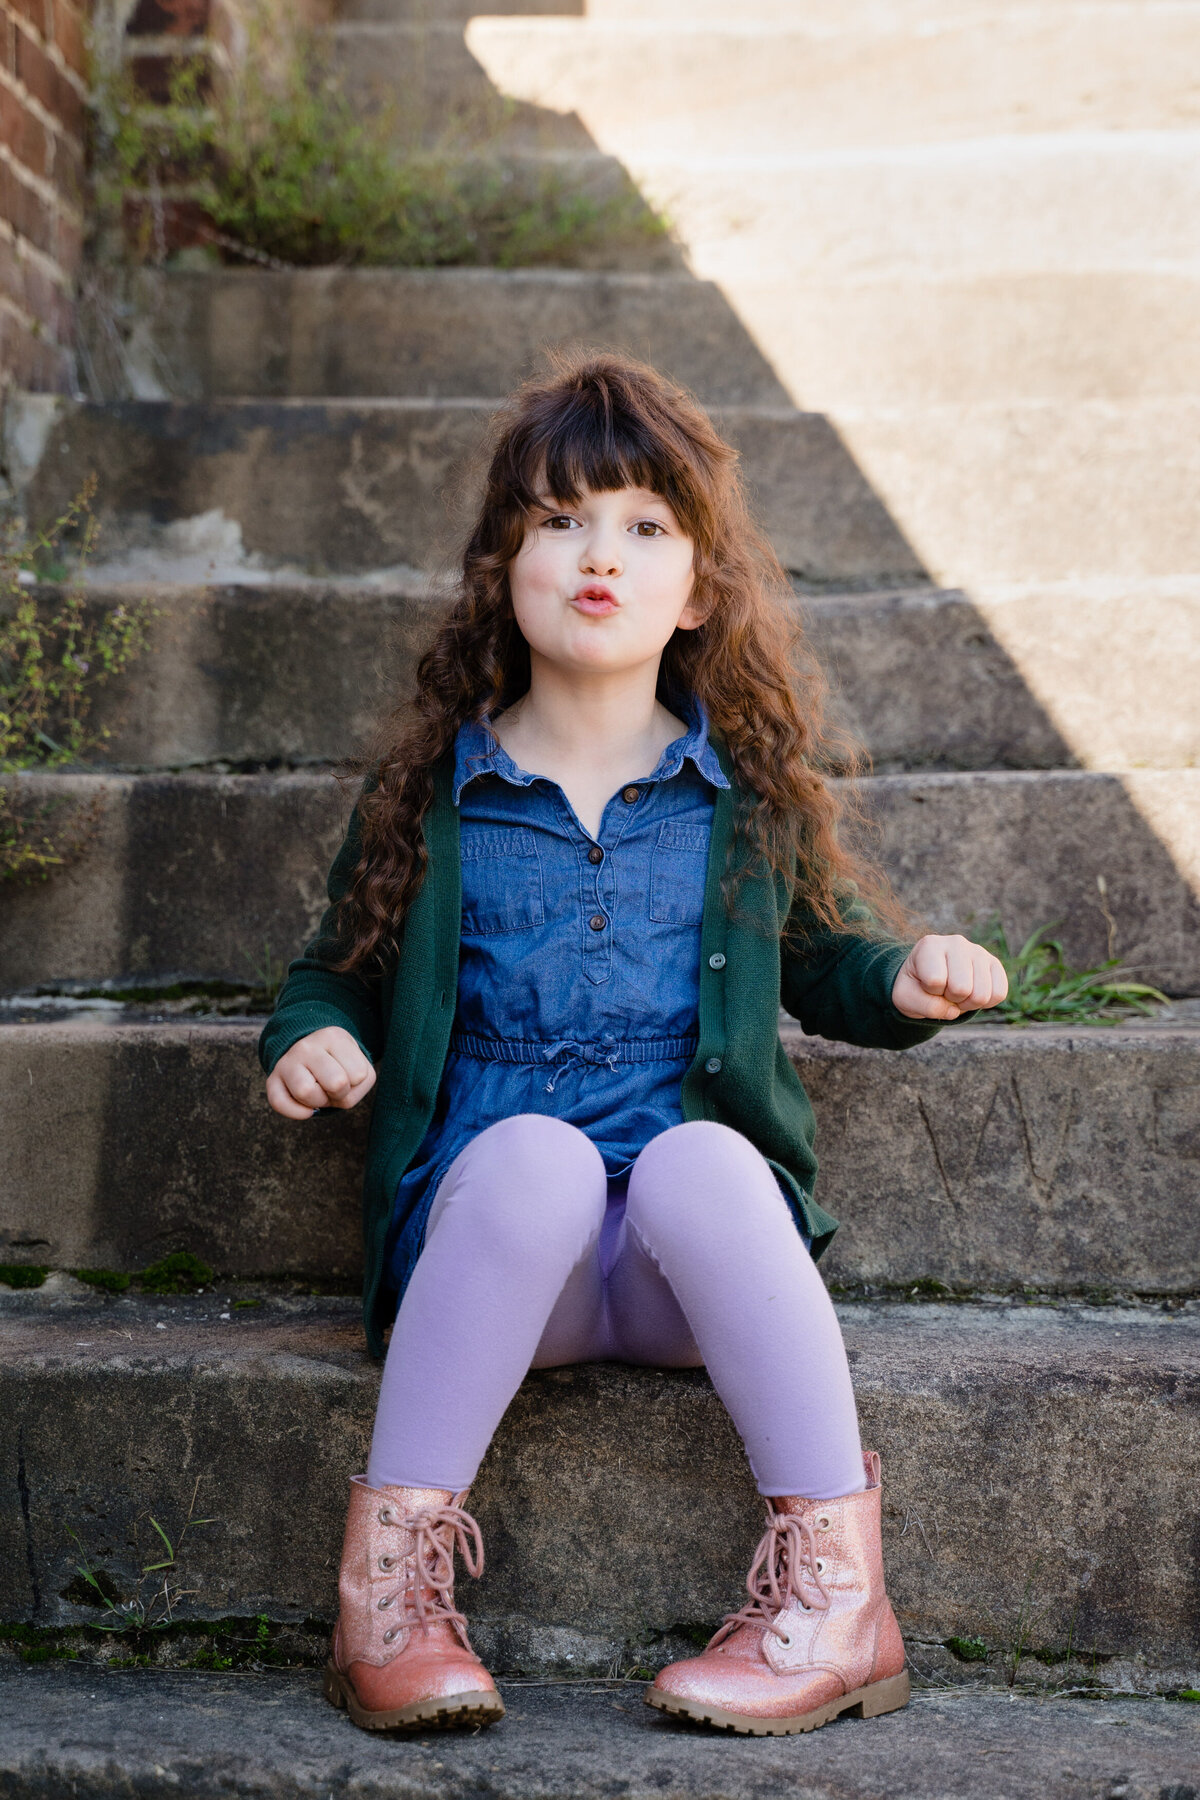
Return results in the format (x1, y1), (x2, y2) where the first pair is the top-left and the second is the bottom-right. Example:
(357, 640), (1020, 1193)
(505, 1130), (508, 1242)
(373, 1494), (485, 1651)
(542, 1038), (621, 1092)
(708, 1503), (832, 1650)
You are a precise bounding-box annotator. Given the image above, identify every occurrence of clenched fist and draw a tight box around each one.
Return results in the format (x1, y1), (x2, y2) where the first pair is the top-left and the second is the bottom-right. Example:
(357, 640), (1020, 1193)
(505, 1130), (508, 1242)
(891, 933), (1008, 1022)
(265, 1026), (377, 1120)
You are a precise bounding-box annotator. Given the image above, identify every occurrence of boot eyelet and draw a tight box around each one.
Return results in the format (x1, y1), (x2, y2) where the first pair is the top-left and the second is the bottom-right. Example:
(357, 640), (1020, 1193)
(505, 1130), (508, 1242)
(378, 1508), (393, 1525)
(778, 1632), (793, 1648)
(378, 1556), (394, 1570)
(377, 1596), (392, 1610)
(815, 1559), (826, 1573)
(383, 1628), (398, 1643)
(817, 1516), (830, 1529)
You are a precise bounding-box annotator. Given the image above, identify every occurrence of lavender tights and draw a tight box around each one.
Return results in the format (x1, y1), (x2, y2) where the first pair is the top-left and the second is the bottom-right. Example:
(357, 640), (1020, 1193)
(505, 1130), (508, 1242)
(366, 1115), (866, 1501)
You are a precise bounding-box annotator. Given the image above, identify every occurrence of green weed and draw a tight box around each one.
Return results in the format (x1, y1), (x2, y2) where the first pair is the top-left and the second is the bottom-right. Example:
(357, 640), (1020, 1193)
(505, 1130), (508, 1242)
(138, 1252), (214, 1296)
(1, 484), (156, 883)
(945, 1635), (989, 1663)
(978, 914), (1168, 1026)
(72, 1268), (132, 1295)
(91, 31), (667, 272)
(0, 1264), (48, 1289)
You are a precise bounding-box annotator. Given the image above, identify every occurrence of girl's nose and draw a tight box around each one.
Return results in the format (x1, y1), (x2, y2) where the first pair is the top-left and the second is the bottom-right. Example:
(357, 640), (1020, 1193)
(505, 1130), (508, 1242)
(580, 535), (622, 578)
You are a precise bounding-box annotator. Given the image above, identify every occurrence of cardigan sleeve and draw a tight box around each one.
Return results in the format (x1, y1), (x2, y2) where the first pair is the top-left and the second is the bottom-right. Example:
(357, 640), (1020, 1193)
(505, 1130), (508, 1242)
(779, 890), (946, 1051)
(257, 796), (387, 1077)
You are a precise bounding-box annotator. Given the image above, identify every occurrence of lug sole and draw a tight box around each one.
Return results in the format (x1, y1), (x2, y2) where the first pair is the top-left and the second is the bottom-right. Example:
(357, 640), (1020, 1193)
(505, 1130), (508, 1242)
(322, 1662), (506, 1732)
(644, 1668), (911, 1737)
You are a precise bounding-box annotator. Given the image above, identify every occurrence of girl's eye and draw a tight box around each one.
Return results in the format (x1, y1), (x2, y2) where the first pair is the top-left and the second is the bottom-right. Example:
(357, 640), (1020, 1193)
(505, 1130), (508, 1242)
(542, 514), (578, 531)
(633, 520), (667, 537)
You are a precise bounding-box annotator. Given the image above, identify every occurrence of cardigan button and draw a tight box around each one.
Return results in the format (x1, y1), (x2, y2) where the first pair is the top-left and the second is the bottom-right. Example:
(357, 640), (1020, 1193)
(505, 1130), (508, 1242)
(588, 845), (604, 864)
(589, 914), (607, 932)
(621, 786), (640, 804)
(708, 952), (726, 970)
(705, 1056), (723, 1074)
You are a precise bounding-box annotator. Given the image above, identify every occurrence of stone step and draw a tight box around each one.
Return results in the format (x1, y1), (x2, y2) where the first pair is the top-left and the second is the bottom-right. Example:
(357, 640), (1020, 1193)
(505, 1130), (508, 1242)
(3, 768), (1197, 992)
(103, 267), (1200, 408)
(5, 395), (923, 587)
(463, 9), (1200, 156)
(106, 268), (792, 406)
(3, 1014), (1199, 1296)
(2, 1289), (1197, 1682)
(585, 0), (1168, 25)
(2, 1674), (1197, 1800)
(42, 578), (1153, 775)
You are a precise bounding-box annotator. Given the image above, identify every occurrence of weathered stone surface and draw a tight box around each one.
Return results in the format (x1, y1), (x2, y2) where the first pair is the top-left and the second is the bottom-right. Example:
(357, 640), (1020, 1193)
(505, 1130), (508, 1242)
(3, 768), (1198, 991)
(10, 397), (924, 585)
(2, 1291), (1197, 1677)
(29, 580), (1090, 774)
(3, 1018), (1199, 1297)
(0, 772), (348, 991)
(39, 578), (1199, 777)
(466, 8), (1200, 155)
(1, 1672), (1197, 1800)
(0, 1020), (367, 1281)
(112, 268), (791, 405)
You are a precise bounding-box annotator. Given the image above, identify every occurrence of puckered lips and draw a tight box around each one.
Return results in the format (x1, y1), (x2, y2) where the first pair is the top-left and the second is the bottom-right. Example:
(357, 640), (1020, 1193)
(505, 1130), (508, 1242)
(571, 583), (619, 616)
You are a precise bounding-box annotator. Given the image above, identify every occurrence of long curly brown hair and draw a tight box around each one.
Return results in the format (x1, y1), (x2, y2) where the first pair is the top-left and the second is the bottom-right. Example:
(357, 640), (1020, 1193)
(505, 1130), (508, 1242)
(331, 351), (906, 977)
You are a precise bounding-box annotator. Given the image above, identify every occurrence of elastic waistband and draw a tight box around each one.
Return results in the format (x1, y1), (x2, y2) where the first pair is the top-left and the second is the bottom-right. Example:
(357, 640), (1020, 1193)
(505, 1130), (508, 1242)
(448, 1031), (698, 1067)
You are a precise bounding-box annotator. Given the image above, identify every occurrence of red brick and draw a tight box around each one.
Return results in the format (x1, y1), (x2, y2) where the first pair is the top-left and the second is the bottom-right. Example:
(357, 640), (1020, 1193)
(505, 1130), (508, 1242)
(0, 155), (54, 254)
(0, 73), (52, 177)
(0, 300), (74, 391)
(5, 2), (51, 39)
(129, 46), (212, 104)
(52, 199), (80, 271)
(49, 2), (85, 80)
(13, 19), (85, 137)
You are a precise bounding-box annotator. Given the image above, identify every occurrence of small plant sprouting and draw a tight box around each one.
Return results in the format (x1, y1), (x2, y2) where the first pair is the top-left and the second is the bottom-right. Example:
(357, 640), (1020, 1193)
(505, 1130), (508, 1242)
(138, 1252), (214, 1296)
(0, 1263), (49, 1289)
(1, 481), (156, 883)
(944, 1635), (989, 1663)
(977, 912), (1168, 1027)
(65, 1478), (214, 1633)
(247, 938), (286, 1004)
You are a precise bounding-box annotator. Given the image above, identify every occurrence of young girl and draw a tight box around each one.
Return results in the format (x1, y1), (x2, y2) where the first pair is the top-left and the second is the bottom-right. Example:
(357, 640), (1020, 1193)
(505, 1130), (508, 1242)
(259, 354), (1007, 1738)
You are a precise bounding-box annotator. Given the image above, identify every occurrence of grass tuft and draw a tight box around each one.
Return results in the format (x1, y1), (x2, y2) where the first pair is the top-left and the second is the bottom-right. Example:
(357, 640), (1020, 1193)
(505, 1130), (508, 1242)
(978, 917), (1168, 1026)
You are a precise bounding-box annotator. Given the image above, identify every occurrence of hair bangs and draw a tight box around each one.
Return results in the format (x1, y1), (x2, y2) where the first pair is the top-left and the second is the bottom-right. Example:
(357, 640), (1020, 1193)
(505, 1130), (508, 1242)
(506, 375), (709, 536)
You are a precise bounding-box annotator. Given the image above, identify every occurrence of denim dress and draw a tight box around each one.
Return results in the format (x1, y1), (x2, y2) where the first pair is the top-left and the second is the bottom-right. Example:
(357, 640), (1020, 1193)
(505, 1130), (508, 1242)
(383, 696), (731, 1304)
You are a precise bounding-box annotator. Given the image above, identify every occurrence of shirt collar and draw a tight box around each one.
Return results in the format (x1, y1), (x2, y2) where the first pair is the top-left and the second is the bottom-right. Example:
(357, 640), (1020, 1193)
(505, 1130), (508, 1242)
(452, 695), (730, 804)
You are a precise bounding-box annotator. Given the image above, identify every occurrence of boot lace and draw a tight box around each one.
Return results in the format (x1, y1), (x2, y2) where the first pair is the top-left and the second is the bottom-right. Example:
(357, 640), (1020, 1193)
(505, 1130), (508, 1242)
(374, 1495), (485, 1650)
(708, 1503), (831, 1650)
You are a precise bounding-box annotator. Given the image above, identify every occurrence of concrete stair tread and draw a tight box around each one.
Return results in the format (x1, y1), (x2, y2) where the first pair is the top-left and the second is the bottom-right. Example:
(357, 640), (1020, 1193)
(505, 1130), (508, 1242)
(4, 1289), (1198, 1676)
(1, 1669), (1197, 1800)
(4, 767), (1198, 991)
(2, 1013), (1199, 1294)
(14, 391), (1200, 584)
(96, 266), (1200, 408)
(31, 574), (1178, 774)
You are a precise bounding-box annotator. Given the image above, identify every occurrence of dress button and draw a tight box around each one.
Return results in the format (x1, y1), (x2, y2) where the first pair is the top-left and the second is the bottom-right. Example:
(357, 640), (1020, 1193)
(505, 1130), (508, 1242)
(589, 914), (607, 932)
(621, 786), (640, 804)
(588, 845), (604, 864)
(705, 1056), (723, 1074)
(708, 952), (726, 970)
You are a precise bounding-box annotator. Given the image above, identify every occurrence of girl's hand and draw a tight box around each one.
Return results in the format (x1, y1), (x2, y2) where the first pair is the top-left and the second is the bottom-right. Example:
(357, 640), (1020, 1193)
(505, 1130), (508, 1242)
(891, 933), (1009, 1021)
(265, 1026), (377, 1120)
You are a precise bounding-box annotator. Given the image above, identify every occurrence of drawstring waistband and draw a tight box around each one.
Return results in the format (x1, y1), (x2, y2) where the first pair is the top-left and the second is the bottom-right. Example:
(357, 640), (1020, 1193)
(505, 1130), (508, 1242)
(447, 1030), (699, 1094)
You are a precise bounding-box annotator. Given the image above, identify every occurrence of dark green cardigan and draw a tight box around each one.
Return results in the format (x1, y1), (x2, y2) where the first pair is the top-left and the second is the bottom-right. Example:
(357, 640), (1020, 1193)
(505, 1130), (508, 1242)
(259, 742), (942, 1356)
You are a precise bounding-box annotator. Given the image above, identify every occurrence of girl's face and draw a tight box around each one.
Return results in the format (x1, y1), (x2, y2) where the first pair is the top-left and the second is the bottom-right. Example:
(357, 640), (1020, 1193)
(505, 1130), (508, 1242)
(509, 484), (703, 679)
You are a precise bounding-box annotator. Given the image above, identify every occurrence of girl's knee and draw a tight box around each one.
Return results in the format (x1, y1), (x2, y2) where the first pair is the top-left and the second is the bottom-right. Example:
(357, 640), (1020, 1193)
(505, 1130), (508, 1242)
(441, 1114), (607, 1255)
(627, 1122), (781, 1242)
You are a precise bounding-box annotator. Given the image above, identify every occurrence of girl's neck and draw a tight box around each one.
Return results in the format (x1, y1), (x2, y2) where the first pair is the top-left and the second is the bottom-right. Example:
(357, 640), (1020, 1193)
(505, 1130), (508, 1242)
(491, 664), (687, 840)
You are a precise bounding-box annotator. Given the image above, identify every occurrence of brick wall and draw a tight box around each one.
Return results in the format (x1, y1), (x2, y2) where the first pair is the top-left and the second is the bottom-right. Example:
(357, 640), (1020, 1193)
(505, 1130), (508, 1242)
(1, 0), (90, 392)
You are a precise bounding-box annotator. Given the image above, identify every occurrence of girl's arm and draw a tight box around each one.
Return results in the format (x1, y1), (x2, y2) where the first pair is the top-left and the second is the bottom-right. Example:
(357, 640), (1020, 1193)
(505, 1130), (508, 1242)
(257, 799), (386, 1083)
(780, 886), (1007, 1049)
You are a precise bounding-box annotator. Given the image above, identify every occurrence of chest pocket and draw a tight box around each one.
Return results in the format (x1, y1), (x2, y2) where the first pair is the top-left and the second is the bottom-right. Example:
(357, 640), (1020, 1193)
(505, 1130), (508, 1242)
(461, 825), (545, 934)
(649, 819), (710, 925)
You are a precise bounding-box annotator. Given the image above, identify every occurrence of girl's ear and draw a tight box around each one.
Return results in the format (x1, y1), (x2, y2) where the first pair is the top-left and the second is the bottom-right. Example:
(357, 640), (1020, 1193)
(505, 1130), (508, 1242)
(676, 592), (712, 633)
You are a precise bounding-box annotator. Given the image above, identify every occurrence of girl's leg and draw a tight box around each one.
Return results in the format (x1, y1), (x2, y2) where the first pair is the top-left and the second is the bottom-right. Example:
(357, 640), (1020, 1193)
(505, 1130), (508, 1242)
(613, 1120), (866, 1501)
(366, 1114), (608, 1491)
